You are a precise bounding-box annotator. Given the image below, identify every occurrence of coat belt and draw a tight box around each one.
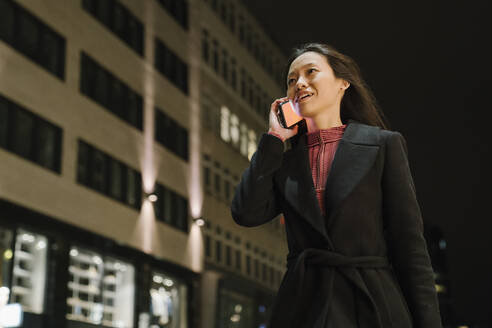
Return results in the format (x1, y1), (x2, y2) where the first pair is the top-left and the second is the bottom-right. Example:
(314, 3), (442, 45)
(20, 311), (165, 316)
(268, 248), (392, 328)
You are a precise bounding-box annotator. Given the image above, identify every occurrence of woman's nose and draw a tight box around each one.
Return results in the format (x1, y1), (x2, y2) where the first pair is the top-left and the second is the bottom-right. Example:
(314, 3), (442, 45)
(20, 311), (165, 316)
(296, 76), (308, 90)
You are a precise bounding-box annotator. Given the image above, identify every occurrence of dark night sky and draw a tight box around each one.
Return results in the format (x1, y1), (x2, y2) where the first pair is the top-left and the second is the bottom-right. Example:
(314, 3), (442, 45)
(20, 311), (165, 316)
(242, 0), (492, 324)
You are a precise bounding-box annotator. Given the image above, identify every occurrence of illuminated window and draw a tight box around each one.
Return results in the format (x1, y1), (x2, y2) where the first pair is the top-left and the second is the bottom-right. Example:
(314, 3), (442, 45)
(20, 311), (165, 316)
(66, 247), (135, 327)
(220, 106), (231, 142)
(247, 129), (257, 161)
(11, 229), (47, 314)
(218, 288), (254, 328)
(240, 123), (248, 156)
(230, 114), (239, 147)
(150, 272), (188, 328)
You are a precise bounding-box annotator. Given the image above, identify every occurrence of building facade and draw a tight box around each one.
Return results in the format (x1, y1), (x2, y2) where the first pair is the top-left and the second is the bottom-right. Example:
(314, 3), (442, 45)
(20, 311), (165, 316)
(0, 0), (288, 327)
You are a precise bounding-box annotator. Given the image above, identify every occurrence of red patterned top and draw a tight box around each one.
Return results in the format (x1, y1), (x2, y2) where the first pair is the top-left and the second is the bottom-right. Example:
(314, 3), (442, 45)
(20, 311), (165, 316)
(305, 124), (347, 216)
(268, 124), (347, 215)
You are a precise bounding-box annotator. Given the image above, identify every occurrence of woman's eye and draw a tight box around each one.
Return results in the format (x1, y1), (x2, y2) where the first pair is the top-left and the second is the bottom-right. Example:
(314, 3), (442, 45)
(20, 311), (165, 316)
(287, 78), (296, 85)
(308, 68), (316, 74)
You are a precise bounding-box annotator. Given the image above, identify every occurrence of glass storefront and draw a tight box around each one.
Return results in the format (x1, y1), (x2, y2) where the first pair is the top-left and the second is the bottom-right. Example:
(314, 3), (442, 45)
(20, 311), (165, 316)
(11, 228), (48, 314)
(0, 226), (13, 293)
(149, 271), (188, 328)
(66, 246), (135, 327)
(217, 288), (255, 328)
(0, 201), (195, 328)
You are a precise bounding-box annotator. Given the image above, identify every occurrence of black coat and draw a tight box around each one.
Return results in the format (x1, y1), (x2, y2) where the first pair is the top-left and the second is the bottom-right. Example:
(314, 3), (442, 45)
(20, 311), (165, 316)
(231, 119), (442, 328)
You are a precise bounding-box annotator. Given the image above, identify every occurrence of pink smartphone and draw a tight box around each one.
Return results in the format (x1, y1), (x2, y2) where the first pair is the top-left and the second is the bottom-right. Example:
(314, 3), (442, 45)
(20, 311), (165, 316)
(277, 100), (303, 129)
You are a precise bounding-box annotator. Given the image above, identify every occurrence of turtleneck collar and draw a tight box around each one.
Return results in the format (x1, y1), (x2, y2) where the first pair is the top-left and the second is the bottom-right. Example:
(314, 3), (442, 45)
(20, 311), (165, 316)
(306, 124), (347, 146)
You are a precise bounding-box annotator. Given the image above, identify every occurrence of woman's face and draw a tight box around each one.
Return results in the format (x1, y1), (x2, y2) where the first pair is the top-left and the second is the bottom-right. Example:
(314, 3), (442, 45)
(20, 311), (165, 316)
(286, 51), (349, 119)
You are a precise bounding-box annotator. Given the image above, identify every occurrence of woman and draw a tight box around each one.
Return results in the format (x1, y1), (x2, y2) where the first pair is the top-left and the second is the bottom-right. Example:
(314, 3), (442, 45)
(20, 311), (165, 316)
(230, 43), (442, 328)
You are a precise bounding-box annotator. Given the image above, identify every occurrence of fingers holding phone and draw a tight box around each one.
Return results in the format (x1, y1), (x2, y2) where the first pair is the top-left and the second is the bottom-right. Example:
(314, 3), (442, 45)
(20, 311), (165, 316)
(268, 97), (301, 141)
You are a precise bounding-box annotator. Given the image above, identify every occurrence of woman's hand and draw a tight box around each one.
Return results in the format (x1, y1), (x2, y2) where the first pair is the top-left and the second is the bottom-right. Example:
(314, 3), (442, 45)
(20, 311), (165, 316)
(268, 97), (299, 141)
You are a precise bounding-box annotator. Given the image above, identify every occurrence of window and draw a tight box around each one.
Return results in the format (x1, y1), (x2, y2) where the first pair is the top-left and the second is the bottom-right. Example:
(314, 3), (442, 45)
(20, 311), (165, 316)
(230, 58), (237, 90)
(156, 0), (189, 29)
(82, 0), (144, 56)
(238, 15), (244, 44)
(0, 0), (15, 44)
(126, 167), (140, 208)
(150, 271), (188, 327)
(80, 53), (143, 130)
(217, 105), (258, 160)
(155, 108), (189, 161)
(245, 23), (252, 51)
(248, 76), (254, 106)
(228, 3), (235, 32)
(11, 229), (48, 314)
(240, 68), (246, 99)
(91, 149), (108, 193)
(12, 109), (34, 159)
(220, 106), (230, 142)
(214, 172), (221, 195)
(240, 123), (248, 157)
(235, 249), (241, 271)
(211, 0), (218, 11)
(66, 247), (135, 327)
(225, 245), (231, 266)
(224, 180), (230, 202)
(77, 140), (142, 210)
(0, 227), (13, 289)
(219, 0), (227, 22)
(0, 94), (62, 172)
(247, 130), (257, 161)
(154, 182), (188, 233)
(221, 50), (228, 82)
(162, 188), (172, 225)
(230, 114), (239, 147)
(175, 195), (188, 232)
(36, 120), (58, 169)
(203, 166), (211, 192)
(201, 29), (209, 63)
(255, 85), (262, 114)
(0, 0), (66, 79)
(218, 289), (254, 328)
(155, 39), (189, 95)
(0, 98), (8, 148)
(212, 40), (219, 73)
(215, 240), (222, 263)
(246, 255), (251, 275)
(109, 160), (124, 201)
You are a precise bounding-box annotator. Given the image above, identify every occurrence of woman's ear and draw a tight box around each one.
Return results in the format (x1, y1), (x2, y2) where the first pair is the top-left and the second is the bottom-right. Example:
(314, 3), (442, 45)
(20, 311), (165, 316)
(341, 80), (350, 90)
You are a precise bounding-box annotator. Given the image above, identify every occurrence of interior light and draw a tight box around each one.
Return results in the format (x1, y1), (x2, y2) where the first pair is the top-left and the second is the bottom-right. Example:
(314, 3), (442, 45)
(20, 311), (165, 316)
(36, 240), (46, 250)
(3, 249), (13, 260)
(21, 233), (35, 243)
(230, 314), (241, 322)
(153, 275), (163, 284)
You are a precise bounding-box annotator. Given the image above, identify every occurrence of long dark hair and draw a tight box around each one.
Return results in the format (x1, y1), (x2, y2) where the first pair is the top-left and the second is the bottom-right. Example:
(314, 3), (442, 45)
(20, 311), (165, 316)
(284, 42), (390, 130)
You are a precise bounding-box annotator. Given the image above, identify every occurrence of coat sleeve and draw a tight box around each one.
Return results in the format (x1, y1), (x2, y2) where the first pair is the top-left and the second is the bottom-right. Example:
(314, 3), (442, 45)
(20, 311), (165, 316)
(230, 133), (284, 227)
(382, 131), (443, 328)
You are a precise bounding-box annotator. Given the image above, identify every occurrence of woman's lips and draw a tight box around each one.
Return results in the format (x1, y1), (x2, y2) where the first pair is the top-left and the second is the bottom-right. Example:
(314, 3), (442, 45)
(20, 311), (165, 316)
(298, 94), (312, 103)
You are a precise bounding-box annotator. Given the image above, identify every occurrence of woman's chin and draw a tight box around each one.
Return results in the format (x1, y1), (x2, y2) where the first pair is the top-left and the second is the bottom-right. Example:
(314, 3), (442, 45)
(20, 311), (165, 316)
(299, 107), (316, 118)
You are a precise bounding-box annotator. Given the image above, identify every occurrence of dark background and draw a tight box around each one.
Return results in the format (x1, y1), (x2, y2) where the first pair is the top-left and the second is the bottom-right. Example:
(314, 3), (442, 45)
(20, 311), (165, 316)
(242, 0), (491, 324)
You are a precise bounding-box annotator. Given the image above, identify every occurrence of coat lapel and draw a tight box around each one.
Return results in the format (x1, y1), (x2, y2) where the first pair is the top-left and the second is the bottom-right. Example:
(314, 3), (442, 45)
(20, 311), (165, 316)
(282, 119), (381, 242)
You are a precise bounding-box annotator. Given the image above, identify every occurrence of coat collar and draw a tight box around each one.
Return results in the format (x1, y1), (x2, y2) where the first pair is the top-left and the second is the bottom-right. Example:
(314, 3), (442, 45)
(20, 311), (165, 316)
(283, 118), (382, 245)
